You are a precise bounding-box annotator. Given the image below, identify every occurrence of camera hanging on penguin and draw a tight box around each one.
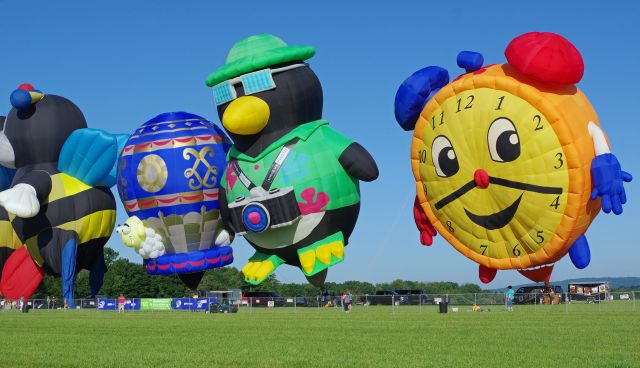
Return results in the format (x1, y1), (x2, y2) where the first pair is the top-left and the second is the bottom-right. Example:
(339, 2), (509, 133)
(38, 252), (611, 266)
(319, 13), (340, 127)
(206, 34), (379, 286)
(0, 84), (126, 307)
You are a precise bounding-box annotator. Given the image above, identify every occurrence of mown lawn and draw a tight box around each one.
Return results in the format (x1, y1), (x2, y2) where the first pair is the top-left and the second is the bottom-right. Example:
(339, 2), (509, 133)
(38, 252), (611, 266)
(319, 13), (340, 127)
(0, 304), (638, 368)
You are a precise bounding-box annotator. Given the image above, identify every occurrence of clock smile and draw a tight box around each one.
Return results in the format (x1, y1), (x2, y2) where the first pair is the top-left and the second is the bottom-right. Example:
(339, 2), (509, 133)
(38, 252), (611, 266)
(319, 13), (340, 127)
(464, 193), (523, 230)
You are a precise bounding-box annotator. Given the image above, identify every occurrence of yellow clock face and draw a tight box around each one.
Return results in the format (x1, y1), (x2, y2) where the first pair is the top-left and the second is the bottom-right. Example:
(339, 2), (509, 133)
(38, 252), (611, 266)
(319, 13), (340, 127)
(414, 87), (569, 261)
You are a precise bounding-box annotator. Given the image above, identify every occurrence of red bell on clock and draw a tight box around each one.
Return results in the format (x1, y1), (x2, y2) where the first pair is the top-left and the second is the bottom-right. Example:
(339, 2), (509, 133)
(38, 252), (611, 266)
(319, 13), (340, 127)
(505, 32), (584, 85)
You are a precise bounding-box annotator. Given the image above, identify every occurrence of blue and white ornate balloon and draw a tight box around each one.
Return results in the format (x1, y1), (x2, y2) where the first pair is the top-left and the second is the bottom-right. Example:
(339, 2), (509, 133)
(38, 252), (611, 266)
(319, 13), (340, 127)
(116, 112), (233, 281)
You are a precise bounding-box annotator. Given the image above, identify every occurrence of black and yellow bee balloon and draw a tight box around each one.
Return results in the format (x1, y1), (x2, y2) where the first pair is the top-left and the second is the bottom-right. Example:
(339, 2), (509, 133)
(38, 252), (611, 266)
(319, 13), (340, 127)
(0, 84), (126, 306)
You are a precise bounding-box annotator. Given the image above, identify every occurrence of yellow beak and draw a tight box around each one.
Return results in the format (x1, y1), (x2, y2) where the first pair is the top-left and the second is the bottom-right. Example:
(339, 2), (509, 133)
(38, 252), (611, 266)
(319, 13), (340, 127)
(222, 96), (270, 135)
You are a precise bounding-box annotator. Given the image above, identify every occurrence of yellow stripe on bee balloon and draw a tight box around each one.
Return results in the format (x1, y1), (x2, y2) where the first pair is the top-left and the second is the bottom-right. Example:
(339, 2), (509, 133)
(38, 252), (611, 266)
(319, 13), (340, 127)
(23, 209), (115, 267)
(24, 237), (44, 266)
(57, 209), (116, 244)
(47, 173), (93, 204)
(0, 220), (22, 250)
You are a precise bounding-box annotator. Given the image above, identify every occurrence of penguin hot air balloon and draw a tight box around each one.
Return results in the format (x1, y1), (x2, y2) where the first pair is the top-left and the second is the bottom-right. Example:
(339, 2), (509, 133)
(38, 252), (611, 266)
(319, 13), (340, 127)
(394, 32), (632, 284)
(0, 84), (126, 307)
(206, 34), (378, 286)
(115, 112), (234, 289)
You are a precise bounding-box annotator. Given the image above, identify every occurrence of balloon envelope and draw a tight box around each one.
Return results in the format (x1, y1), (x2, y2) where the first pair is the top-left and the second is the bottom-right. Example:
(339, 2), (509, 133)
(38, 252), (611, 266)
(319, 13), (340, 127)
(117, 112), (233, 275)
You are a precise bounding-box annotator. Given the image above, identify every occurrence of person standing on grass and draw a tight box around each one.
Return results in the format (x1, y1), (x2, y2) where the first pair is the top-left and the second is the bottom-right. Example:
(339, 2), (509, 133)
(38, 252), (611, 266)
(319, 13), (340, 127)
(341, 291), (349, 312)
(117, 294), (126, 313)
(506, 286), (514, 312)
(348, 290), (353, 312)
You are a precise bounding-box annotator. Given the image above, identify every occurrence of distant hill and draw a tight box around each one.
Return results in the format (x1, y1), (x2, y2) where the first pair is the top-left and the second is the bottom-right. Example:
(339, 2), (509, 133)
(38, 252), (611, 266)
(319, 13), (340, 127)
(494, 277), (640, 292)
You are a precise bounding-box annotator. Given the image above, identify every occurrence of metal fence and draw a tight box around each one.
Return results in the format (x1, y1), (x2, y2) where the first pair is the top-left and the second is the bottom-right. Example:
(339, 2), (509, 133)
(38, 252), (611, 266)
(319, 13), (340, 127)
(1, 291), (636, 314)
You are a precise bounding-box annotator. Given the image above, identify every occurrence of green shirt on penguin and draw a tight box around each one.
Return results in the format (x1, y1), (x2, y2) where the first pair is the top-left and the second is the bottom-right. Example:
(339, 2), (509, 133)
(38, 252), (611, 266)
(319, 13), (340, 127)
(207, 34), (378, 286)
(224, 120), (359, 213)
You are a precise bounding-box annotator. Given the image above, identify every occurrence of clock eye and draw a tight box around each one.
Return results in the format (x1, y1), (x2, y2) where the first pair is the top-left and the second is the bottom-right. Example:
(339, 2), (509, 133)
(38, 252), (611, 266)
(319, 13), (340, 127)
(432, 135), (459, 177)
(488, 117), (520, 162)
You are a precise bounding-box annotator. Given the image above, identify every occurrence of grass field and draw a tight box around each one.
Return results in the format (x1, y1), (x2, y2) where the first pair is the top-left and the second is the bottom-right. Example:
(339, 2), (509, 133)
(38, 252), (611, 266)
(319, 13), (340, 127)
(1, 304), (638, 368)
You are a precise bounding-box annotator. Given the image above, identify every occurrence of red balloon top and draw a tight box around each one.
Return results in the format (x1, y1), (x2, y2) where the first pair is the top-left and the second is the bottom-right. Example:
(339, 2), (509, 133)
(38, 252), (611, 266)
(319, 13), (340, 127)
(505, 32), (584, 85)
(17, 83), (35, 91)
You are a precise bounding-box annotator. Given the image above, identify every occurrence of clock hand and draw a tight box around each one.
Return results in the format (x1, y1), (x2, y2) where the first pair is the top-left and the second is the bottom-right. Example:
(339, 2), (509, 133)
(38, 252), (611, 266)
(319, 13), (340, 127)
(489, 177), (563, 195)
(435, 180), (476, 210)
(434, 176), (562, 210)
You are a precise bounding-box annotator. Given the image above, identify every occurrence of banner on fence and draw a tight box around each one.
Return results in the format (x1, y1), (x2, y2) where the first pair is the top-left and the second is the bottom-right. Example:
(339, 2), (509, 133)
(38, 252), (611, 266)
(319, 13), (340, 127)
(140, 298), (172, 310)
(98, 298), (140, 310)
(172, 298), (216, 310)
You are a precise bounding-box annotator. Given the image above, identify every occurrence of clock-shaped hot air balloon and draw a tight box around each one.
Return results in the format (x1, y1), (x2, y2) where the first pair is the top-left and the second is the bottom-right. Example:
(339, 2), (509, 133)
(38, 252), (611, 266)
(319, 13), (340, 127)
(116, 112), (233, 289)
(394, 32), (632, 283)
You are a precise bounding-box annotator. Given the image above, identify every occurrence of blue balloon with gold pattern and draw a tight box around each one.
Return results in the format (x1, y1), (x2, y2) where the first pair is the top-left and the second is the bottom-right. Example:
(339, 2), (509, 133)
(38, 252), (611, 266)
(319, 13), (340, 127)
(116, 112), (233, 283)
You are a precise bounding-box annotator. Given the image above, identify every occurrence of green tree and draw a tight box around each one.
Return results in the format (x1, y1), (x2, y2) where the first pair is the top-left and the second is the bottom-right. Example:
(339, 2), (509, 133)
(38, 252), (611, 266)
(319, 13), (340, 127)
(29, 246), (492, 300)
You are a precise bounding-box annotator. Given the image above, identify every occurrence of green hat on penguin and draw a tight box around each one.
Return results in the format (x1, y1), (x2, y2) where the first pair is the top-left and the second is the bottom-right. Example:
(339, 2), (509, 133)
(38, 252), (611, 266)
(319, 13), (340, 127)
(206, 34), (322, 138)
(205, 34), (320, 142)
(205, 34), (316, 87)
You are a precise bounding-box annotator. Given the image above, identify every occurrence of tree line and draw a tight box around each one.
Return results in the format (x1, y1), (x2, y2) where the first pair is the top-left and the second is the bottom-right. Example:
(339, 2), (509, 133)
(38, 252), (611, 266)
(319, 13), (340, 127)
(31, 247), (490, 299)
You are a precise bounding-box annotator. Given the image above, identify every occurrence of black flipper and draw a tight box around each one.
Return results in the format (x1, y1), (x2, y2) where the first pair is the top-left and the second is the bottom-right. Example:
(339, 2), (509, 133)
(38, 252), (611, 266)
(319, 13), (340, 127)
(38, 228), (77, 275)
(338, 143), (379, 182)
(305, 269), (328, 287)
(89, 246), (106, 297)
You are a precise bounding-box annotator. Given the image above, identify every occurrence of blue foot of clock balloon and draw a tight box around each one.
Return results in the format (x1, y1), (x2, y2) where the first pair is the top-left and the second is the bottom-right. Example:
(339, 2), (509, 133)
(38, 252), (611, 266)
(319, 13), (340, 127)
(569, 234), (590, 269)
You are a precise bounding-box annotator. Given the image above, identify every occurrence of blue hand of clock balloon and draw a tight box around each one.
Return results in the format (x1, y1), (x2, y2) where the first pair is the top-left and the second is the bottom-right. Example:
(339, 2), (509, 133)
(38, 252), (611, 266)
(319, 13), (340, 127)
(590, 153), (632, 215)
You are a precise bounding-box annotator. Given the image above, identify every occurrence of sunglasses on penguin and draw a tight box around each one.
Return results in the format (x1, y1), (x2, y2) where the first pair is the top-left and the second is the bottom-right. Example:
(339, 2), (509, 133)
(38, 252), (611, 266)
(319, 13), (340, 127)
(212, 63), (308, 106)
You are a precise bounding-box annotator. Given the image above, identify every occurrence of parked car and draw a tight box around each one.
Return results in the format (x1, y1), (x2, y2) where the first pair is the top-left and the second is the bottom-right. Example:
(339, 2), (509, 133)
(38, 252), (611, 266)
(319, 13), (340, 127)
(80, 298), (100, 309)
(241, 291), (285, 307)
(395, 289), (429, 305)
(209, 301), (238, 313)
(360, 290), (399, 306)
(361, 290), (431, 306)
(294, 296), (308, 307)
(514, 285), (564, 304)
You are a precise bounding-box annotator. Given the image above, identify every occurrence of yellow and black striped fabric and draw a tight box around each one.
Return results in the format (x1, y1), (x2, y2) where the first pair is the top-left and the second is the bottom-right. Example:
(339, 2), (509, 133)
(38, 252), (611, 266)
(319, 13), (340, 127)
(0, 172), (115, 270)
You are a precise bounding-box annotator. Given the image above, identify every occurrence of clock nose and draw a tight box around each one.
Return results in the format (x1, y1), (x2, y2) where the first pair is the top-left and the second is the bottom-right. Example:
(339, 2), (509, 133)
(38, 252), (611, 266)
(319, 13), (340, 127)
(474, 169), (490, 189)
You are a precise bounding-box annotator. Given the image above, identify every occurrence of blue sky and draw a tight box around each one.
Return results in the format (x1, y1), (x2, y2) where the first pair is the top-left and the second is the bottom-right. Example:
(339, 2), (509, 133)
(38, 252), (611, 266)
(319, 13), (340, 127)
(1, 0), (639, 287)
